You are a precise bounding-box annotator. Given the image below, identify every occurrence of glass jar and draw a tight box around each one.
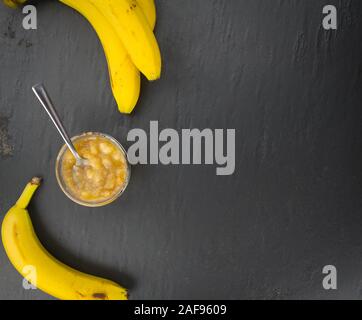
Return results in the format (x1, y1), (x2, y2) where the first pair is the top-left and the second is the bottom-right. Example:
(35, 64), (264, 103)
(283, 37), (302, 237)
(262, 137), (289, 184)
(55, 132), (131, 207)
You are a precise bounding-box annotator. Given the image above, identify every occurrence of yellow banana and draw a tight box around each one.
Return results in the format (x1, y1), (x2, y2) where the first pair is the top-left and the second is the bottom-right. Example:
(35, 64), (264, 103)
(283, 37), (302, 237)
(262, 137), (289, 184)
(4, 0), (158, 114)
(60, 0), (155, 114)
(90, 0), (161, 81)
(1, 177), (128, 300)
(60, 0), (139, 114)
(60, 0), (156, 113)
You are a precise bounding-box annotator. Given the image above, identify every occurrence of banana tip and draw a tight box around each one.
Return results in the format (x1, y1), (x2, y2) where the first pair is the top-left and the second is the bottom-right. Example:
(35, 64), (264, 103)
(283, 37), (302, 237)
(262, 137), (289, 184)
(30, 177), (42, 186)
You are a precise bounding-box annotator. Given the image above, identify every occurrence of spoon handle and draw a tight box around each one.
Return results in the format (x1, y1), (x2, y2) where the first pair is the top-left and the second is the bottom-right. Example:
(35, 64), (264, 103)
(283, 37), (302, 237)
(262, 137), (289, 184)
(32, 83), (81, 162)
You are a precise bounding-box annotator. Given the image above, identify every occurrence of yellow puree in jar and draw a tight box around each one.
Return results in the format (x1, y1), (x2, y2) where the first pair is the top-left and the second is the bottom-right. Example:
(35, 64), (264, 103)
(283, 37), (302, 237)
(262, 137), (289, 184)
(61, 135), (128, 202)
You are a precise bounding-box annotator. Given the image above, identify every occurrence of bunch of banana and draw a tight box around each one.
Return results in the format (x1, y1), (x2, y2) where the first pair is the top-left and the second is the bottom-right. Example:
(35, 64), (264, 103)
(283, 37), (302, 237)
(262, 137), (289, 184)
(3, 0), (162, 114)
(1, 177), (128, 300)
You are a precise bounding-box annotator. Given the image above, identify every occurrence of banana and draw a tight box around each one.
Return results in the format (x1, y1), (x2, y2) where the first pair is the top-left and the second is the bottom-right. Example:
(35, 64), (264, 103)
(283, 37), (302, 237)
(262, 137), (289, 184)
(60, 0), (139, 114)
(1, 177), (128, 300)
(59, 0), (156, 114)
(90, 0), (161, 81)
(2, 0), (26, 8)
(4, 0), (158, 114)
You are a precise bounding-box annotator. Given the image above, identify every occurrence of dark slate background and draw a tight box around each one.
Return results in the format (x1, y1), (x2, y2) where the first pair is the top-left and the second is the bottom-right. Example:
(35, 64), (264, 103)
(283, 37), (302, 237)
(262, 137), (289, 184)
(1, 0), (362, 300)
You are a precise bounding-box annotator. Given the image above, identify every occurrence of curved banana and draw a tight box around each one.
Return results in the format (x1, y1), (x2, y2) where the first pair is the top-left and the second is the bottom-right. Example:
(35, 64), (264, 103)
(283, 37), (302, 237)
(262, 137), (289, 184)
(90, 0), (161, 81)
(1, 177), (128, 300)
(3, 0), (159, 113)
(59, 0), (156, 114)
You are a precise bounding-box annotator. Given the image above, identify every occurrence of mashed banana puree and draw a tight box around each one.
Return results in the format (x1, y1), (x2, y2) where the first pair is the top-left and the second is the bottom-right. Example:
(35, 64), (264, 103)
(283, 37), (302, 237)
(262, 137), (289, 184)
(61, 135), (128, 203)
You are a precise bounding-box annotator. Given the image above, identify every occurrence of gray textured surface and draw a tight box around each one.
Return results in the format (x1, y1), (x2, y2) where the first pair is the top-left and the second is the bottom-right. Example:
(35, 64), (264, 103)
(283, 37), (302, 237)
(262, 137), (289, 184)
(1, 0), (362, 300)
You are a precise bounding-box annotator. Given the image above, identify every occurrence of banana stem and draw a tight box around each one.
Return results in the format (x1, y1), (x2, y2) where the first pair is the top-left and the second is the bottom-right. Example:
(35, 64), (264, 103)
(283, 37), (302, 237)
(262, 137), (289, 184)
(16, 177), (41, 209)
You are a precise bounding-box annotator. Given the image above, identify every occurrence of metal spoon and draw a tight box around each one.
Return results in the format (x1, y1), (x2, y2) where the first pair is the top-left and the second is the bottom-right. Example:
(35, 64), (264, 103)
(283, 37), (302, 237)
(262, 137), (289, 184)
(32, 83), (88, 167)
